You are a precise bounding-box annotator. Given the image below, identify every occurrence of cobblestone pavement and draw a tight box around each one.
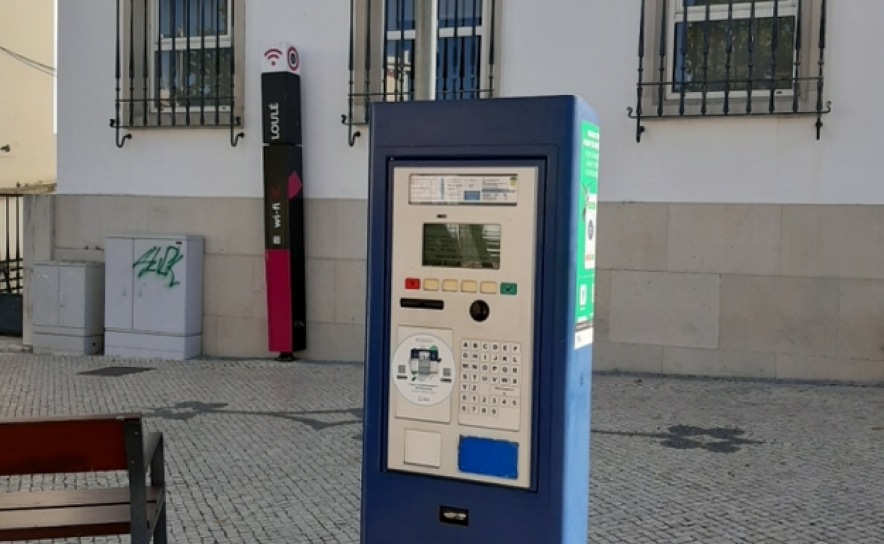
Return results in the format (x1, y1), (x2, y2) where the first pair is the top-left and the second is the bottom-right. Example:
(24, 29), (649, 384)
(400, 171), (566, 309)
(1, 353), (883, 543)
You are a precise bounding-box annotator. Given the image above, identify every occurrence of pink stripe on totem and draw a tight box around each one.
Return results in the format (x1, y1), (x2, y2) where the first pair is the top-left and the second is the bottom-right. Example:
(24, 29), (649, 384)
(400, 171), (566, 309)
(288, 171), (303, 199)
(265, 249), (293, 352)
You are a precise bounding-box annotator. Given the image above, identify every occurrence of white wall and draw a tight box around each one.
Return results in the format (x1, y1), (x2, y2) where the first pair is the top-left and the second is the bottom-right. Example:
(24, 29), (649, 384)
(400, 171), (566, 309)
(58, 0), (884, 204)
(501, 0), (884, 204)
(57, 0), (365, 200)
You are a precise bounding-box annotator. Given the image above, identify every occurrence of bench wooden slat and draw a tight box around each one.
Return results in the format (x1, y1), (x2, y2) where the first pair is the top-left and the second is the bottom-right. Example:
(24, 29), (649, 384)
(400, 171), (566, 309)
(0, 415), (139, 476)
(0, 414), (166, 542)
(0, 487), (163, 511)
(0, 503), (156, 541)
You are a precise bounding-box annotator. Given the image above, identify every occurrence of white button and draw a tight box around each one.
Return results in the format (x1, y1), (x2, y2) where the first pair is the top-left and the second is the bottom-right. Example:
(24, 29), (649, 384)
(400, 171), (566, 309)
(461, 372), (469, 382)
(501, 398), (509, 406)
(470, 405), (478, 414)
(481, 364), (489, 372)
(471, 352), (480, 360)
(491, 354), (500, 363)
(501, 376), (510, 385)
(470, 384), (479, 392)
(481, 375), (489, 383)
(461, 362), (469, 370)
(512, 355), (520, 365)
(481, 342), (490, 352)
(460, 383), (469, 392)
(481, 353), (490, 362)
(471, 341), (480, 350)
(502, 344), (509, 353)
(491, 396), (498, 405)
(511, 366), (519, 375)
(471, 373), (479, 382)
(460, 404), (468, 412)
(512, 399), (519, 408)
(511, 377), (520, 386)
(501, 355), (510, 363)
(490, 407), (499, 416)
(491, 343), (500, 352)
(461, 351), (470, 360)
(471, 394), (478, 403)
(491, 365), (499, 373)
(480, 406), (489, 415)
(461, 393), (469, 402)
(512, 344), (521, 354)
(501, 366), (509, 374)
(462, 340), (471, 350)
(480, 396), (489, 405)
(491, 376), (499, 384)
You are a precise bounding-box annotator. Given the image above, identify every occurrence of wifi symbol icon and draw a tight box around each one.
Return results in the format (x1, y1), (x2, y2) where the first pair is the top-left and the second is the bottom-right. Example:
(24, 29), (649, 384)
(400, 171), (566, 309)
(264, 48), (283, 66)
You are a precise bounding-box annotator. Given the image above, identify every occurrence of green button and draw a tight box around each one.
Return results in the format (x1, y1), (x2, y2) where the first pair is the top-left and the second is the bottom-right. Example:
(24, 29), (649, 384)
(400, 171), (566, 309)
(500, 283), (518, 296)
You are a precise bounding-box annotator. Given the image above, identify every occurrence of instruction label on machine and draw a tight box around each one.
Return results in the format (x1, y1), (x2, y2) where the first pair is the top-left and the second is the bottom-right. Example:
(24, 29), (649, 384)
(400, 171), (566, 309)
(409, 174), (519, 205)
(575, 122), (599, 349)
(391, 334), (455, 406)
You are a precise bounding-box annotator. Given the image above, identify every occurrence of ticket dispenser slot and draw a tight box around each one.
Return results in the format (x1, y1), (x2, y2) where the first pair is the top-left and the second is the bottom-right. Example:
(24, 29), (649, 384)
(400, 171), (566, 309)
(386, 167), (537, 489)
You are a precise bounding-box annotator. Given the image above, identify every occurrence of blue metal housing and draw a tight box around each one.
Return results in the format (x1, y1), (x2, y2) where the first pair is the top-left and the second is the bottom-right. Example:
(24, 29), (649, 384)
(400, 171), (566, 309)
(362, 96), (597, 544)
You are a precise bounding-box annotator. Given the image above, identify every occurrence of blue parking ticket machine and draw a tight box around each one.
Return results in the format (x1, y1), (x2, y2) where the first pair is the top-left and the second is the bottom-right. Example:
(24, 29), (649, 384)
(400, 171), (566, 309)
(362, 96), (599, 544)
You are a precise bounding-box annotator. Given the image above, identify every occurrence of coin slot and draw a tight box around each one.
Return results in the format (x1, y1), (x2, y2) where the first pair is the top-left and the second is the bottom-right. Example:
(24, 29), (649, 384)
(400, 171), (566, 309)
(469, 300), (491, 322)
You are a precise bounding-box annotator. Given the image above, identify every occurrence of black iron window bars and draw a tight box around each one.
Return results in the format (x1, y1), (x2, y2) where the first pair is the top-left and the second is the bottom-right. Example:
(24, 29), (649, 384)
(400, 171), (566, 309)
(111, 0), (244, 148)
(343, 0), (497, 146)
(628, 0), (831, 143)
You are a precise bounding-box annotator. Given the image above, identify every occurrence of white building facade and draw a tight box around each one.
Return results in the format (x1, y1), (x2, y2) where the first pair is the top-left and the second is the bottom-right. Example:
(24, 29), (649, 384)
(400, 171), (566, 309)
(27, 0), (884, 381)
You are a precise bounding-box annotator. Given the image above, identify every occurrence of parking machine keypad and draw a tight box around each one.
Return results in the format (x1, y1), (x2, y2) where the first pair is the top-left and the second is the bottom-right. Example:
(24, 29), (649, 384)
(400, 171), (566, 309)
(458, 339), (523, 431)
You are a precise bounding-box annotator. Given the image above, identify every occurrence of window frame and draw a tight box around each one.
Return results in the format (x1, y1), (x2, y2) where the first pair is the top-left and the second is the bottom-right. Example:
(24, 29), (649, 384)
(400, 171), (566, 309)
(641, 0), (825, 115)
(116, 0), (245, 131)
(665, 0), (800, 101)
(381, 0), (497, 101)
(150, 0), (234, 115)
(434, 1), (495, 101)
(345, 0), (500, 139)
(628, 0), (831, 143)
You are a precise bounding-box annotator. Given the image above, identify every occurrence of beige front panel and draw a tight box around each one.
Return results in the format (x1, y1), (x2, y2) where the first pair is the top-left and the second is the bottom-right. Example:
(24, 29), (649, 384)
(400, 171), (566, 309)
(386, 166), (538, 489)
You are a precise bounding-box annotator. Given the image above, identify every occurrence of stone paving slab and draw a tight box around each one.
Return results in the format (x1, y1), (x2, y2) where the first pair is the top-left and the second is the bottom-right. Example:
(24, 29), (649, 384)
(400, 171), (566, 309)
(1, 353), (883, 543)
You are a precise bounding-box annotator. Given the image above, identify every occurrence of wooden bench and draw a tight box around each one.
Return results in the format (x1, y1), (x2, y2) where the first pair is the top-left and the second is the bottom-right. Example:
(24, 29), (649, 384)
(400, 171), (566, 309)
(0, 414), (166, 543)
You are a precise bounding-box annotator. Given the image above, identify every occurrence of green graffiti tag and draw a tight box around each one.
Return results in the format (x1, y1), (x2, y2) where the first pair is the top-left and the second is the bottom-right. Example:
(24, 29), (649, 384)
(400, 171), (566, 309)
(133, 245), (185, 288)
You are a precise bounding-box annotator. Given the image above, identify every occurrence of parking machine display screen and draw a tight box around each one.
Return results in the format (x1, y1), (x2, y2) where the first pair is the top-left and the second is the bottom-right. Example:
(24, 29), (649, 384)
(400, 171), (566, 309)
(422, 223), (501, 270)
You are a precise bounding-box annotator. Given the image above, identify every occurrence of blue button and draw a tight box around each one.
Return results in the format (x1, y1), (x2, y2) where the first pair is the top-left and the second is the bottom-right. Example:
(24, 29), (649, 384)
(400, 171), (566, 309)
(457, 436), (518, 480)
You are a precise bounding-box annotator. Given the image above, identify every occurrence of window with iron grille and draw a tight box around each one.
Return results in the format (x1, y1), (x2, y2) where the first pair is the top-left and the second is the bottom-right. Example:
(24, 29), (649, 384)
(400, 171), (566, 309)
(111, 0), (245, 148)
(343, 0), (499, 146)
(629, 0), (831, 142)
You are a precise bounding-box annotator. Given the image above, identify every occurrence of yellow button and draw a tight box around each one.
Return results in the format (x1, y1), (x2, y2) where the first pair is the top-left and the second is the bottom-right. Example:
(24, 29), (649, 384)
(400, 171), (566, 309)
(461, 280), (478, 293)
(481, 281), (498, 294)
(424, 279), (440, 291)
(442, 280), (458, 292)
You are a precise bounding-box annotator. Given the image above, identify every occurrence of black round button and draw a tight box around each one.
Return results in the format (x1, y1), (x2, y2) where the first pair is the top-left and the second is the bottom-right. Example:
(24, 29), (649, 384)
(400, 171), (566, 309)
(469, 300), (491, 322)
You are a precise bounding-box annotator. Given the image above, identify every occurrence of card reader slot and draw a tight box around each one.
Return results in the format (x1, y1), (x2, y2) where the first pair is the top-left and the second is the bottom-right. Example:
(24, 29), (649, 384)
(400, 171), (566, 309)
(400, 298), (445, 311)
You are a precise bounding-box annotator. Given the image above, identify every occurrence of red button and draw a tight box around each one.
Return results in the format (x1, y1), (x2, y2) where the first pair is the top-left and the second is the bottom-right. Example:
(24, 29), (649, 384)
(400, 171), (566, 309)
(405, 278), (421, 290)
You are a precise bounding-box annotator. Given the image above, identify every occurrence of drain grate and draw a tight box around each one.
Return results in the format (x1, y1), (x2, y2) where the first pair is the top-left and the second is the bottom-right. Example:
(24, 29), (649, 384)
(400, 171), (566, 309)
(79, 366), (154, 377)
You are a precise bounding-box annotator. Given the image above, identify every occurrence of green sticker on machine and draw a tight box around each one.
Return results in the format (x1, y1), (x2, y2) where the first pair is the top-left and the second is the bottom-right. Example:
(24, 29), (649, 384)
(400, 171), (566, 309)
(575, 121), (599, 349)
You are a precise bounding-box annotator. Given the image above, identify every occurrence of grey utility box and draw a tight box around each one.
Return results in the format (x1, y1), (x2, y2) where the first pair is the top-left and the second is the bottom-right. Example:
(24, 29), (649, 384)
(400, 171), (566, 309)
(32, 261), (105, 355)
(105, 234), (204, 360)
